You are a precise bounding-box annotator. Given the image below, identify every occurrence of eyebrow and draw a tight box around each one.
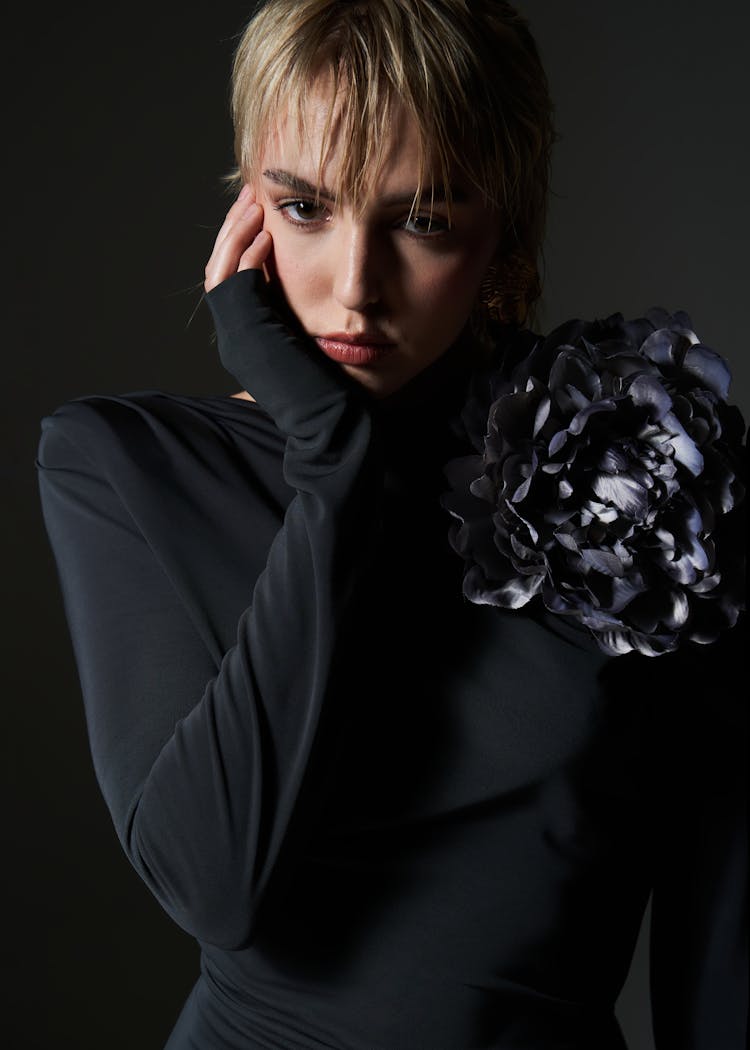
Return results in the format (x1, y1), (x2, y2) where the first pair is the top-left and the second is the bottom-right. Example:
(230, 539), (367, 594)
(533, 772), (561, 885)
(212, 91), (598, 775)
(261, 168), (469, 207)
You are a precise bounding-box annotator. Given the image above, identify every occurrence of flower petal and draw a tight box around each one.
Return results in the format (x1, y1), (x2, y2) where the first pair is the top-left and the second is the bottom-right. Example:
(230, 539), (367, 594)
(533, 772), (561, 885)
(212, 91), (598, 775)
(580, 548), (627, 577)
(463, 564), (543, 609)
(662, 411), (704, 476)
(591, 472), (649, 519)
(441, 307), (746, 657)
(533, 395), (551, 437)
(682, 343), (732, 400)
(568, 399), (617, 436)
(628, 374), (673, 422)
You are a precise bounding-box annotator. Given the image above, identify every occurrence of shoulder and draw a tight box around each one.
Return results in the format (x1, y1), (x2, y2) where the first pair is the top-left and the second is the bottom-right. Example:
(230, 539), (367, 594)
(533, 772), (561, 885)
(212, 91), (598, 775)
(37, 390), (281, 479)
(37, 391), (291, 556)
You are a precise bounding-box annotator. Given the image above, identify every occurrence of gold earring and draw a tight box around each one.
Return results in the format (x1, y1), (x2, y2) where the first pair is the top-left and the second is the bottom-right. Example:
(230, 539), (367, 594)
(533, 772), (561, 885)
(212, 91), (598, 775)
(479, 264), (505, 320)
(478, 254), (538, 326)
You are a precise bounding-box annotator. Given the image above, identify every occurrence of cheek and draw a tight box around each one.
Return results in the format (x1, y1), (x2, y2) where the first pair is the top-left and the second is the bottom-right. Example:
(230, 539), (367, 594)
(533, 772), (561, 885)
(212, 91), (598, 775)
(263, 222), (322, 311)
(413, 249), (490, 319)
(418, 217), (499, 289)
(254, 190), (316, 300)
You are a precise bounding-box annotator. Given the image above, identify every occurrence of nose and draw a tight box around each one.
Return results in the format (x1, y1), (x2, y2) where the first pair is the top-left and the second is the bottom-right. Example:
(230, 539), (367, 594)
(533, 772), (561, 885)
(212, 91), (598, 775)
(332, 221), (382, 312)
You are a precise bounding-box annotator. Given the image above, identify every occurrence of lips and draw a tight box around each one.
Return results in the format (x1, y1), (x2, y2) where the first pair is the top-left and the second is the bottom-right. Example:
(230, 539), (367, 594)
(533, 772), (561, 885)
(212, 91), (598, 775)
(321, 327), (390, 344)
(314, 332), (396, 366)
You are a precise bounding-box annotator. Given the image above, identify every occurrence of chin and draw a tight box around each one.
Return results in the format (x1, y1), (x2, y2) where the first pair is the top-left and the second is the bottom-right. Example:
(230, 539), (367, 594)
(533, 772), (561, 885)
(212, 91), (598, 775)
(344, 344), (454, 397)
(339, 362), (414, 399)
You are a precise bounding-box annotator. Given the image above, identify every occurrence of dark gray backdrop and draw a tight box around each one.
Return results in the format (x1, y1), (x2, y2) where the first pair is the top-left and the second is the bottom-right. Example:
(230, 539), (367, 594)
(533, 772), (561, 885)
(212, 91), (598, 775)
(6, 4), (747, 1048)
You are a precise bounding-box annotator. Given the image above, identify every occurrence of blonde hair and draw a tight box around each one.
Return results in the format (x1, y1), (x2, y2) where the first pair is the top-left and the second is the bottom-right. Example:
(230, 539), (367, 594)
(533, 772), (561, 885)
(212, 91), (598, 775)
(227, 0), (554, 325)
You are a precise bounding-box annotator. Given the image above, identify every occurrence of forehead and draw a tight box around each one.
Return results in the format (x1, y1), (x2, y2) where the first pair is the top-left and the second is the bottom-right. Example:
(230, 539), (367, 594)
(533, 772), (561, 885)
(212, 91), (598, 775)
(260, 74), (444, 201)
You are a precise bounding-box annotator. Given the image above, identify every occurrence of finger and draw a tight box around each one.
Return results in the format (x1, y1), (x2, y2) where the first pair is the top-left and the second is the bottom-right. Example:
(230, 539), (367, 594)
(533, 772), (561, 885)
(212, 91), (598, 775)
(204, 204), (266, 291)
(214, 184), (257, 251)
(237, 230), (272, 274)
(206, 193), (261, 275)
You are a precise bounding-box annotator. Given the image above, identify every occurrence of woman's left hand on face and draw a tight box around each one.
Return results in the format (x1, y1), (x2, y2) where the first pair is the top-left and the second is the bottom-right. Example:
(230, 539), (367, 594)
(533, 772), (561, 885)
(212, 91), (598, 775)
(204, 185), (273, 293)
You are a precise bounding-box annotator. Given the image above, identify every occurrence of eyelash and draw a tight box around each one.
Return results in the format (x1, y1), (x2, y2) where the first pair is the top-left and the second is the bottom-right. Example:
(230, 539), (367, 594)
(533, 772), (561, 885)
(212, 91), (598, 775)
(272, 199), (450, 239)
(272, 200), (327, 230)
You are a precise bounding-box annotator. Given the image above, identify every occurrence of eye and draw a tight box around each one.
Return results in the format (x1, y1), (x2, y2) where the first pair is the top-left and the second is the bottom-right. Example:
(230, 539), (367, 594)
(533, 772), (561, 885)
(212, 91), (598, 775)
(401, 213), (450, 238)
(274, 199), (330, 227)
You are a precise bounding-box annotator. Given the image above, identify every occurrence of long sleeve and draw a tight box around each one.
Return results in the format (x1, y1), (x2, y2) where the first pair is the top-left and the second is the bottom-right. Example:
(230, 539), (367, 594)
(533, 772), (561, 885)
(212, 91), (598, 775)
(37, 270), (380, 949)
(647, 621), (748, 1049)
(38, 279), (750, 1046)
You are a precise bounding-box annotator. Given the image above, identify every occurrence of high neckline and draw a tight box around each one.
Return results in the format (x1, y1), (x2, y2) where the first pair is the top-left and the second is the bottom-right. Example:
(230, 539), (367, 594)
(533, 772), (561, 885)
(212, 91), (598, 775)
(370, 329), (478, 430)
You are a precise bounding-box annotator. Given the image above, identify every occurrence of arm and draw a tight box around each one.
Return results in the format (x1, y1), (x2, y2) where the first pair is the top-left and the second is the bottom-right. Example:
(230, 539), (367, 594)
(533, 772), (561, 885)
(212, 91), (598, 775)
(37, 194), (381, 950)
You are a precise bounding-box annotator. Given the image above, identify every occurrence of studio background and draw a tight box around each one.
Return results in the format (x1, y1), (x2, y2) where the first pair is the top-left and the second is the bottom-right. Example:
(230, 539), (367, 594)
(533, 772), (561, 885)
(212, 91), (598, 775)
(6, 3), (747, 1048)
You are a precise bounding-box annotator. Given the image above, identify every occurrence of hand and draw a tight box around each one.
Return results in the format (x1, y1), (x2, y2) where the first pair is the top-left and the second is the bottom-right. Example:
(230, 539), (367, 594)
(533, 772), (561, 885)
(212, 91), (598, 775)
(204, 185), (272, 293)
(204, 190), (361, 439)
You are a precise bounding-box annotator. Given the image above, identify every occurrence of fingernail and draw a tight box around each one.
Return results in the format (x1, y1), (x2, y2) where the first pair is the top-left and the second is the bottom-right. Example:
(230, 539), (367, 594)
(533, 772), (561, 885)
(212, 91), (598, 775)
(238, 184), (251, 202)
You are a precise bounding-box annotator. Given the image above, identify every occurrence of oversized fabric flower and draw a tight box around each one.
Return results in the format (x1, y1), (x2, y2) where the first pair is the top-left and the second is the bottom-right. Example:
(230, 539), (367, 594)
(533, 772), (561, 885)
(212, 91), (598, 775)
(442, 308), (746, 656)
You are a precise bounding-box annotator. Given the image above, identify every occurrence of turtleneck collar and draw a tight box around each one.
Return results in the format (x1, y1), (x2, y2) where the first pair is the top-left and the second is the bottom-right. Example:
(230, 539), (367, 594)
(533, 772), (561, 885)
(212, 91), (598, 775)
(371, 329), (477, 429)
(365, 328), (496, 495)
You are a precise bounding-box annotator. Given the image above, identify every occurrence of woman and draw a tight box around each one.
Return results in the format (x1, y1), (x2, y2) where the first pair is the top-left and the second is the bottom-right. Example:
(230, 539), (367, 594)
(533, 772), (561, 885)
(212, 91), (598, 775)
(37, 2), (746, 1048)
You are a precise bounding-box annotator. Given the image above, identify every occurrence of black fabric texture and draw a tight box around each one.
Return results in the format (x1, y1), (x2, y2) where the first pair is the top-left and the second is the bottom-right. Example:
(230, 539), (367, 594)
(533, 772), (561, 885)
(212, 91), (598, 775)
(37, 270), (748, 1049)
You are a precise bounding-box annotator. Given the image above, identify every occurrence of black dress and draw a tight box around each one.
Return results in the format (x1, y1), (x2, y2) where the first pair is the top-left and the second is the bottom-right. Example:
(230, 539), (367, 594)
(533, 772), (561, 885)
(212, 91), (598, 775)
(37, 272), (747, 1049)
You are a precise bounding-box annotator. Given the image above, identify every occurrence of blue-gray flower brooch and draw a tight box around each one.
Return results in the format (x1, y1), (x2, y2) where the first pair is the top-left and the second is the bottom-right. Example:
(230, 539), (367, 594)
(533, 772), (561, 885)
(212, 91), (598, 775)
(442, 309), (746, 656)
